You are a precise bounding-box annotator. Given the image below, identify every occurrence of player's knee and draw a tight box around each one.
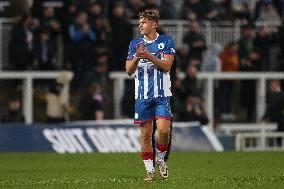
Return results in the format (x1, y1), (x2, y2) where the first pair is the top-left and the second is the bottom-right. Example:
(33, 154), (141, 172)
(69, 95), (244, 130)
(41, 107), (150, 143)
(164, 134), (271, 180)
(158, 127), (170, 137)
(140, 131), (152, 142)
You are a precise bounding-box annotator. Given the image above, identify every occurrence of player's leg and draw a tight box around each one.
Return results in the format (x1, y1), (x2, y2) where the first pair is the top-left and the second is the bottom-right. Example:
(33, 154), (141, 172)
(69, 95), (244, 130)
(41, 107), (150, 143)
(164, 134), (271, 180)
(154, 97), (172, 179)
(134, 98), (155, 181)
(156, 119), (171, 159)
(140, 122), (155, 181)
(155, 119), (171, 179)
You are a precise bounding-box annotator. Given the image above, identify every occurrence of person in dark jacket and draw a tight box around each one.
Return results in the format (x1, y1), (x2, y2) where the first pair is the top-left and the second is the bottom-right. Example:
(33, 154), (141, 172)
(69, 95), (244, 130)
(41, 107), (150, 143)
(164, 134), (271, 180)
(1, 97), (24, 123)
(183, 20), (206, 61)
(34, 29), (56, 70)
(9, 14), (35, 70)
(263, 80), (284, 132)
(178, 95), (209, 125)
(109, 3), (132, 71)
(68, 11), (96, 89)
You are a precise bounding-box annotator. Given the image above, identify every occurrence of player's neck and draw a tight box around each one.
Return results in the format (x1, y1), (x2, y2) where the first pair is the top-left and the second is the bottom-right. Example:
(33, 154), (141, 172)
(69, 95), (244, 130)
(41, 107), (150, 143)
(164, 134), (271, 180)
(144, 31), (158, 42)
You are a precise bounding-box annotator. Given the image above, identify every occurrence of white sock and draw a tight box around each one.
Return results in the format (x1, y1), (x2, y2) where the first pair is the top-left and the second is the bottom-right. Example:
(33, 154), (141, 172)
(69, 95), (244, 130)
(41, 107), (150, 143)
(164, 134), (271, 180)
(156, 150), (167, 161)
(143, 159), (154, 172)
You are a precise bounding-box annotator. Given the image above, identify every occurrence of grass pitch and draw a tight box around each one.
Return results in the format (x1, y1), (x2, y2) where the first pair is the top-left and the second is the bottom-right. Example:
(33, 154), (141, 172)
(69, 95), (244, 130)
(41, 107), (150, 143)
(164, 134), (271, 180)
(0, 152), (284, 189)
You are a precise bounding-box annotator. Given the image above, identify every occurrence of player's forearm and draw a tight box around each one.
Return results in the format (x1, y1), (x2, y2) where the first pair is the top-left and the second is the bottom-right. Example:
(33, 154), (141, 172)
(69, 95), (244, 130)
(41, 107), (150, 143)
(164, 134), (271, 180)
(125, 57), (139, 76)
(147, 55), (172, 72)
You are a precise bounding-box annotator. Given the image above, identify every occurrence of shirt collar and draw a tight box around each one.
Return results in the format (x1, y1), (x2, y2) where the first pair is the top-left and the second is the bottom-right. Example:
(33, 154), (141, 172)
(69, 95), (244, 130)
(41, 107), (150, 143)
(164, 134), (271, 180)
(143, 33), (159, 43)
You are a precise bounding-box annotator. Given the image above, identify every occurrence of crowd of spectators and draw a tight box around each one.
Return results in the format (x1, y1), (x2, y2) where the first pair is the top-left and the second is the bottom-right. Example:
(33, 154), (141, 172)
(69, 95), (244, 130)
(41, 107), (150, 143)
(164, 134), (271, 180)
(2, 0), (284, 125)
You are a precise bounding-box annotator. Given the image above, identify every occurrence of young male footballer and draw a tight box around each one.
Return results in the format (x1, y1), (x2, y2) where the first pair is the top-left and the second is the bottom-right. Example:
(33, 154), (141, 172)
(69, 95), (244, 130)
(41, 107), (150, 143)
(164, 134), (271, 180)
(125, 9), (175, 181)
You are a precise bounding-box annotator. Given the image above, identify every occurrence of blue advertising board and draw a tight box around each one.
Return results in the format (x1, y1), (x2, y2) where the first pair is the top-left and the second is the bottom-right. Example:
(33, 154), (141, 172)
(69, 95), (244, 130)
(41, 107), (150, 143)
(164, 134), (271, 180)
(0, 121), (223, 153)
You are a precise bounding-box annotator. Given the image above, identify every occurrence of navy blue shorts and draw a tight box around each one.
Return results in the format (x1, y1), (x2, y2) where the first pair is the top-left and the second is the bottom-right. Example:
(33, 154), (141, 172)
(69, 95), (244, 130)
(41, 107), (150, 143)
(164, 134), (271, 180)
(134, 97), (172, 124)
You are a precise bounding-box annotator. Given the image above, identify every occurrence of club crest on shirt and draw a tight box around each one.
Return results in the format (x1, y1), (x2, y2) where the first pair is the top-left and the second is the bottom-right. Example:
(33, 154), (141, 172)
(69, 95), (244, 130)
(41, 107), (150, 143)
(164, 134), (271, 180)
(158, 43), (165, 50)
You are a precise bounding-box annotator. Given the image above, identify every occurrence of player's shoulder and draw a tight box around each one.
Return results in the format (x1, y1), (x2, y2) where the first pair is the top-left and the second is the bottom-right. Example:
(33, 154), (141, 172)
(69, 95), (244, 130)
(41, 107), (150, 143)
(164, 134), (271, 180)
(130, 37), (144, 46)
(158, 35), (174, 42)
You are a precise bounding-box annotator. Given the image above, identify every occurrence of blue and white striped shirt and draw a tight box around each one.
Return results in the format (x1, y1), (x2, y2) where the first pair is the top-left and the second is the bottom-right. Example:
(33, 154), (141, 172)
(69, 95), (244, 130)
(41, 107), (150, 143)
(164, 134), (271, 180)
(127, 34), (176, 100)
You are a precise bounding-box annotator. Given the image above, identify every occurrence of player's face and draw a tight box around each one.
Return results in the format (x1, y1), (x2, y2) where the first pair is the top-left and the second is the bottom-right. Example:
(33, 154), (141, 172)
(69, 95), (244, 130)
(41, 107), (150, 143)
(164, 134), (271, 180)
(139, 18), (157, 35)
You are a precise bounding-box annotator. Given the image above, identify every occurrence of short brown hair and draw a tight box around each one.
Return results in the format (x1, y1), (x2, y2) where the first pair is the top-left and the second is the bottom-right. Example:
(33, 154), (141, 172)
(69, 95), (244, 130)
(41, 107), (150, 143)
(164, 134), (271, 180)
(139, 9), (160, 23)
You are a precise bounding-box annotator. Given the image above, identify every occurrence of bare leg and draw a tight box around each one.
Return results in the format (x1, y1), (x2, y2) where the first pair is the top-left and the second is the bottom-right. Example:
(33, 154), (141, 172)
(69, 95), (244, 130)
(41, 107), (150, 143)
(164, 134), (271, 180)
(140, 122), (153, 152)
(156, 119), (171, 146)
(155, 119), (171, 179)
(140, 122), (155, 176)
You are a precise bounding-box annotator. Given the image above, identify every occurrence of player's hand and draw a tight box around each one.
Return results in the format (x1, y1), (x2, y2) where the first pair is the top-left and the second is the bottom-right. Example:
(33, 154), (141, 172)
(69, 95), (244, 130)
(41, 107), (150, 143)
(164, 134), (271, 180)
(136, 50), (151, 59)
(136, 44), (151, 59)
(135, 43), (144, 54)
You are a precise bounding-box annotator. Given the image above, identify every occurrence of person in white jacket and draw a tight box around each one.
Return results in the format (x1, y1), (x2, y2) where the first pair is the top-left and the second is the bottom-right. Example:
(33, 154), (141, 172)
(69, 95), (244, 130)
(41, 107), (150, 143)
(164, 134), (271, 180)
(201, 43), (223, 72)
(46, 71), (73, 123)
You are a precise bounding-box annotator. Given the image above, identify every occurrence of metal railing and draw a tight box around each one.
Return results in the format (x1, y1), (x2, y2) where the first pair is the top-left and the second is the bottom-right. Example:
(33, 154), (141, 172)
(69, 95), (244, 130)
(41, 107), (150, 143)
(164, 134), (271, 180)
(130, 20), (241, 48)
(0, 71), (73, 124)
(236, 132), (284, 151)
(109, 71), (284, 130)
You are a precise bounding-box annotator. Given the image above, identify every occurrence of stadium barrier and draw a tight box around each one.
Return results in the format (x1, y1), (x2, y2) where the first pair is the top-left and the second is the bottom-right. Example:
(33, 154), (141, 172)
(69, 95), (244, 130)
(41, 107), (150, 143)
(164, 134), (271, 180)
(219, 123), (277, 135)
(110, 71), (284, 130)
(236, 132), (284, 151)
(0, 120), (223, 153)
(0, 71), (73, 124)
(218, 123), (284, 151)
(1, 71), (284, 130)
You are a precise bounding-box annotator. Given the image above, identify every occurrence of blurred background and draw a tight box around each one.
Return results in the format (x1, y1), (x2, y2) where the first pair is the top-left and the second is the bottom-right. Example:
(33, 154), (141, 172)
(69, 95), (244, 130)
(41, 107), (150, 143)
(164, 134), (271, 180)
(1, 0), (284, 151)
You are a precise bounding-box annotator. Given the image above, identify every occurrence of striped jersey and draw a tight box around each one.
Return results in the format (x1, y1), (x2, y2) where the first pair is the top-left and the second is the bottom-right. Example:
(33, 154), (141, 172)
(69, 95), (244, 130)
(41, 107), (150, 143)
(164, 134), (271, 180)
(127, 34), (175, 100)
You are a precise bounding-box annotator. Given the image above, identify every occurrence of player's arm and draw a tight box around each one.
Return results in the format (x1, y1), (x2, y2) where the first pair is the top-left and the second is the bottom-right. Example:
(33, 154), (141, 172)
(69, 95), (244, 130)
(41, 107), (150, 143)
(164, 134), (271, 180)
(125, 42), (144, 76)
(137, 38), (175, 72)
(125, 57), (139, 76)
(137, 51), (174, 72)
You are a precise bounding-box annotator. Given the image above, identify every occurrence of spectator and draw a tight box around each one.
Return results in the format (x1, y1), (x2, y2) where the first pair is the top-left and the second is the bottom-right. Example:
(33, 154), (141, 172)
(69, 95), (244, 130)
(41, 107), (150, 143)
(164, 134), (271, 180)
(183, 20), (207, 61)
(234, 2), (252, 24)
(172, 77), (187, 120)
(75, 0), (92, 11)
(68, 11), (96, 89)
(80, 83), (105, 120)
(239, 49), (261, 122)
(201, 43), (223, 72)
(34, 29), (57, 70)
(125, 0), (145, 19)
(82, 52), (110, 98)
(238, 25), (255, 66)
(256, 1), (281, 24)
(60, 2), (78, 68)
(93, 18), (111, 48)
(272, 0), (284, 17)
(109, 2), (132, 71)
(277, 22), (284, 71)
(39, 6), (61, 47)
(254, 26), (277, 71)
(180, 0), (207, 20)
(216, 0), (234, 20)
(181, 64), (201, 97)
(159, 0), (178, 19)
(88, 2), (104, 24)
(9, 14), (35, 70)
(46, 71), (73, 123)
(263, 80), (284, 132)
(203, 0), (220, 21)
(1, 97), (24, 123)
(176, 47), (190, 71)
(177, 95), (209, 124)
(219, 42), (239, 120)
(144, 0), (159, 10)
(220, 42), (239, 72)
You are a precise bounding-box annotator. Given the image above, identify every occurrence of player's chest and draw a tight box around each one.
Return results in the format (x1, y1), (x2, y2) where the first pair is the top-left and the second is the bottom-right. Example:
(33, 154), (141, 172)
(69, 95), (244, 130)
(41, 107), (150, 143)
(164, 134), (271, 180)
(146, 41), (167, 56)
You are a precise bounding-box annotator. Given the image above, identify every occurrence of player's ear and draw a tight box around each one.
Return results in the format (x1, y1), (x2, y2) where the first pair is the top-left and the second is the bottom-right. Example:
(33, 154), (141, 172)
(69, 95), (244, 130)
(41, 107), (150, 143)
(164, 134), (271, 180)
(153, 22), (158, 29)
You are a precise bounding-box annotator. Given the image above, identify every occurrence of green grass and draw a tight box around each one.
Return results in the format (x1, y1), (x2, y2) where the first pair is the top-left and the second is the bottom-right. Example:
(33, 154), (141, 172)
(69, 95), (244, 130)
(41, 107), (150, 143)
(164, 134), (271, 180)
(0, 152), (284, 189)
